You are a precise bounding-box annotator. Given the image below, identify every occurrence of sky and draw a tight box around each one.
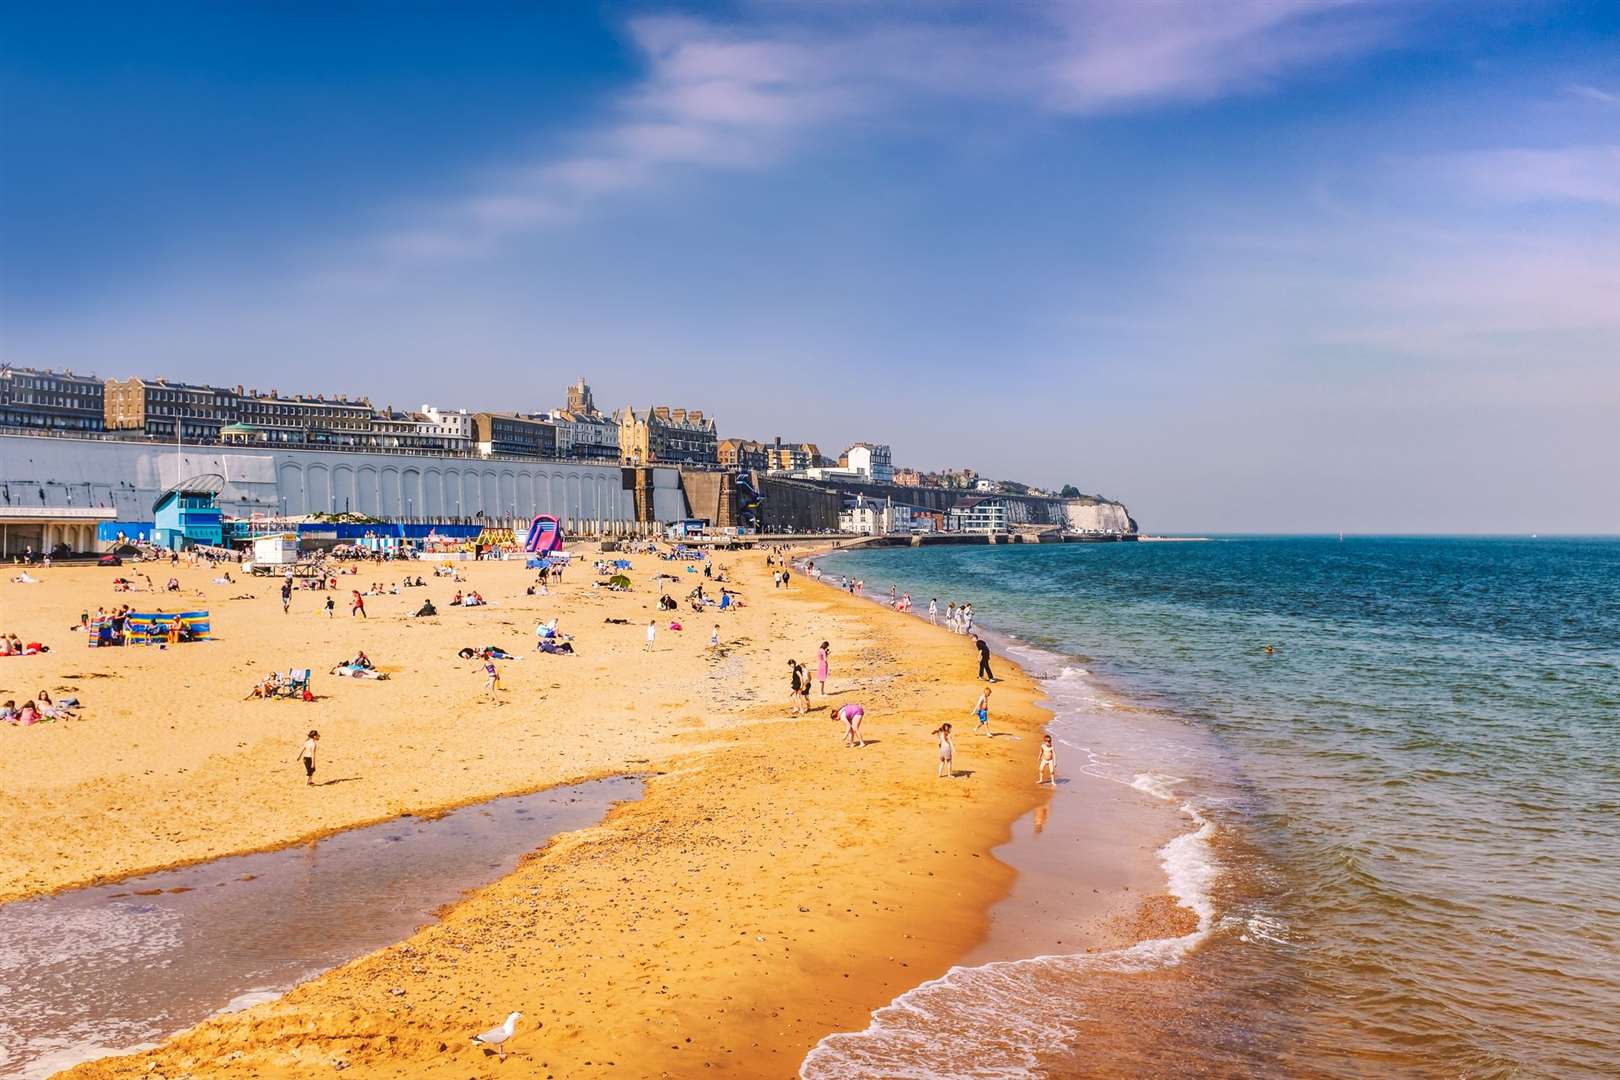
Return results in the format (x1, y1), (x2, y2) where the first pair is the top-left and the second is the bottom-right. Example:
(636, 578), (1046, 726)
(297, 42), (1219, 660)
(2, 1), (1617, 533)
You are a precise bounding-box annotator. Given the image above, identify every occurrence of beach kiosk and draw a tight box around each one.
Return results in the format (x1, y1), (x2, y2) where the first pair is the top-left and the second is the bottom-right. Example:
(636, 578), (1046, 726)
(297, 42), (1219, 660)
(151, 475), (225, 551)
(251, 532), (300, 570)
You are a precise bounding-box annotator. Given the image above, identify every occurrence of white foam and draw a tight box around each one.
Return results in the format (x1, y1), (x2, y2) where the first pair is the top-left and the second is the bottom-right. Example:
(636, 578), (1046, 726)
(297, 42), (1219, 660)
(801, 773), (1221, 1079)
(7, 1042), (159, 1080)
(215, 988), (285, 1015)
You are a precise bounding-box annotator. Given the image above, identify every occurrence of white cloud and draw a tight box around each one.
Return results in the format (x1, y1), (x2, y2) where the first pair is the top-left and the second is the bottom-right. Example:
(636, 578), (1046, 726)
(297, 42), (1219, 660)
(1567, 83), (1619, 105)
(1445, 145), (1620, 207)
(364, 1), (1409, 266)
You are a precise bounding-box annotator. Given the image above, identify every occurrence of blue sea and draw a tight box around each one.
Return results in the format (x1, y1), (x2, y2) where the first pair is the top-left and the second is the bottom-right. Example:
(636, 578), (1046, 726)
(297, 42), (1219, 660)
(801, 536), (1620, 1079)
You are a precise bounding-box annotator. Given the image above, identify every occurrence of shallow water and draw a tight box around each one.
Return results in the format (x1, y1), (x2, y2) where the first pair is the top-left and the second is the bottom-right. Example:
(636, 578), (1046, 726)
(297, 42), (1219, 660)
(0, 775), (641, 1080)
(805, 538), (1620, 1078)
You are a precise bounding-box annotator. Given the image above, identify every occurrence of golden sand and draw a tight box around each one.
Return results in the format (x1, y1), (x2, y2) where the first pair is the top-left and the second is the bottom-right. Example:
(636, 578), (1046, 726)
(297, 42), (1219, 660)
(1, 546), (1182, 1077)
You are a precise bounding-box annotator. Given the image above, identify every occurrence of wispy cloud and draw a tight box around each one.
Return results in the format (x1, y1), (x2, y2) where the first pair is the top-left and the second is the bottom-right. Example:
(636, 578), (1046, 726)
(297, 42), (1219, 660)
(1444, 145), (1620, 207)
(364, 0), (1409, 266)
(1567, 82), (1620, 105)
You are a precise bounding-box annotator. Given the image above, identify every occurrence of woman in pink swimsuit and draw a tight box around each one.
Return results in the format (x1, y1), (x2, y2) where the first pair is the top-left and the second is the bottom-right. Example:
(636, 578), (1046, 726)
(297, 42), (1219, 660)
(816, 642), (830, 695)
(830, 703), (865, 747)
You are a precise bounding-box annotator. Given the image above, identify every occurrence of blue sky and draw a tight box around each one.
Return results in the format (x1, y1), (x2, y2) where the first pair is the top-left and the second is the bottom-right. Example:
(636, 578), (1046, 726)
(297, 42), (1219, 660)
(3, 1), (1617, 532)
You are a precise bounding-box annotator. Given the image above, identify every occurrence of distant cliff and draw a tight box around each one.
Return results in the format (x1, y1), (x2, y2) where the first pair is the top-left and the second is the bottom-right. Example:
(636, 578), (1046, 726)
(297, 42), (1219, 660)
(1057, 496), (1137, 534)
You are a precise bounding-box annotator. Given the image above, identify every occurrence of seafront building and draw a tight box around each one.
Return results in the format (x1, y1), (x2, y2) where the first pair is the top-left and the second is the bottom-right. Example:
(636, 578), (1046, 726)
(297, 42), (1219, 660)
(547, 378), (620, 462)
(717, 438), (770, 471)
(949, 496), (1008, 534)
(618, 406), (718, 465)
(417, 406), (474, 451)
(0, 365), (106, 433)
(472, 412), (558, 458)
(841, 443), (894, 484)
(765, 439), (822, 472)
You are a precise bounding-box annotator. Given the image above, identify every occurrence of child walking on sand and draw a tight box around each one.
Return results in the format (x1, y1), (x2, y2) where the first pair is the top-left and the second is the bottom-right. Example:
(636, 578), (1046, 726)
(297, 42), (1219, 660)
(483, 660), (500, 695)
(297, 730), (319, 786)
(1038, 734), (1057, 785)
(351, 590), (366, 618)
(324, 595), (335, 618)
(645, 620), (656, 652)
(933, 722), (954, 779)
(974, 686), (992, 735)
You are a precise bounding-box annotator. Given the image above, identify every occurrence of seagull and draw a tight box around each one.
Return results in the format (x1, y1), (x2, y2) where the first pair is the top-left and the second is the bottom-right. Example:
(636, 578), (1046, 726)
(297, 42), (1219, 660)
(471, 1011), (521, 1061)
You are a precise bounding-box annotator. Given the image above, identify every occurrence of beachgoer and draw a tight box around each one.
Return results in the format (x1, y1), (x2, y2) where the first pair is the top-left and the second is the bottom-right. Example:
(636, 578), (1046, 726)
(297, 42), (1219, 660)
(787, 663), (806, 712)
(975, 636), (995, 682)
(831, 703), (866, 747)
(710, 624), (720, 649)
(645, 620), (656, 652)
(928, 598), (938, 625)
(973, 686), (992, 734)
(297, 730), (319, 786)
(351, 591), (366, 618)
(324, 596), (335, 618)
(484, 660), (500, 695)
(945, 602), (956, 630)
(933, 723), (954, 779)
(816, 642), (830, 694)
(1038, 735), (1057, 785)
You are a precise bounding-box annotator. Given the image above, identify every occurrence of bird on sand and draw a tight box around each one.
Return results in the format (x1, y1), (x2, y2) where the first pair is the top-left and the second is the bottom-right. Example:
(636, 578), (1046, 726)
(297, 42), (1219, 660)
(471, 1012), (521, 1061)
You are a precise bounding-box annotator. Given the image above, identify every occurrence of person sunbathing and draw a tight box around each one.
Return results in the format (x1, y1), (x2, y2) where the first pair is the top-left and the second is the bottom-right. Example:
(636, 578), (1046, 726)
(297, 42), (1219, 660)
(0, 636), (12, 656)
(37, 690), (77, 719)
(449, 590), (464, 605)
(414, 599), (438, 617)
(353, 650), (373, 669)
(248, 672), (283, 698)
(538, 639), (575, 656)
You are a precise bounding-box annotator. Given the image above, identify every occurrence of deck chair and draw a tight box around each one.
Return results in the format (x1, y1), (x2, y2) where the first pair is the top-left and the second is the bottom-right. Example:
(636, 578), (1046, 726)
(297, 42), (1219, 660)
(282, 669), (312, 699)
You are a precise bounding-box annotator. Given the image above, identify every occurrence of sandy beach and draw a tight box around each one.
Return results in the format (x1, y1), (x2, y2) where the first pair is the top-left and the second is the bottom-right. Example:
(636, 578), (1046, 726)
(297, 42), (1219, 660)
(2, 546), (1184, 1077)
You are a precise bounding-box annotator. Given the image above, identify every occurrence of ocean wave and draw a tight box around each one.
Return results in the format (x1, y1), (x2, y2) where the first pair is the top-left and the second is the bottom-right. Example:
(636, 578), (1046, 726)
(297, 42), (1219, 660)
(801, 776), (1220, 1079)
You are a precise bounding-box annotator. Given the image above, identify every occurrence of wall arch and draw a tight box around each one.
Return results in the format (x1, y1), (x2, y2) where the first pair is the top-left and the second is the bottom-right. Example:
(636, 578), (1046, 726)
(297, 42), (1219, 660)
(379, 466), (400, 517)
(305, 463), (331, 514)
(355, 465), (379, 516)
(277, 462), (306, 516)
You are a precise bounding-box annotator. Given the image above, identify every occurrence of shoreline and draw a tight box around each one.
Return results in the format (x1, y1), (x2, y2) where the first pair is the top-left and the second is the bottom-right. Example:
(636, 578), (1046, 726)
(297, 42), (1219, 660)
(6, 547), (1184, 1078)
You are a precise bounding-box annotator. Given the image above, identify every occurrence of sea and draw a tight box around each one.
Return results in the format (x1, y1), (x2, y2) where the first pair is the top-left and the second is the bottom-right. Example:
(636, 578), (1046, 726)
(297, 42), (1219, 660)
(799, 536), (1619, 1079)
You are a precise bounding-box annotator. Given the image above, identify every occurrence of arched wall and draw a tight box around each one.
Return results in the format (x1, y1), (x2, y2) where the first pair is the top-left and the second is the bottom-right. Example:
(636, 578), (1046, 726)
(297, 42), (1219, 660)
(261, 451), (632, 524)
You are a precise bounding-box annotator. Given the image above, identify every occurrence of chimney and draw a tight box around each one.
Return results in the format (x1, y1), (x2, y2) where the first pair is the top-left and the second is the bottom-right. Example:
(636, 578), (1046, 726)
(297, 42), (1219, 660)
(672, 408), (686, 423)
(689, 410), (703, 423)
(655, 406), (671, 421)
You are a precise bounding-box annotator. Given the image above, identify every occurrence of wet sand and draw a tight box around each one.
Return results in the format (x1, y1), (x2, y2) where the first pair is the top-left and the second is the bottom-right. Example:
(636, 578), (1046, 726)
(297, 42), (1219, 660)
(2, 547), (1185, 1077)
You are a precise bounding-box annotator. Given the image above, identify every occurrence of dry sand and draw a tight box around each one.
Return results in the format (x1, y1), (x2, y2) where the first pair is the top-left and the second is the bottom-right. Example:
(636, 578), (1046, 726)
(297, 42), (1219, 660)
(1, 544), (1184, 1077)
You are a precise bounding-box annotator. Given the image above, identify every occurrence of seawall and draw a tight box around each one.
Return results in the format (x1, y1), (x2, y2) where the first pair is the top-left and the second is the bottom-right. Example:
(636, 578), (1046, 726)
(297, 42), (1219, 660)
(0, 433), (640, 525)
